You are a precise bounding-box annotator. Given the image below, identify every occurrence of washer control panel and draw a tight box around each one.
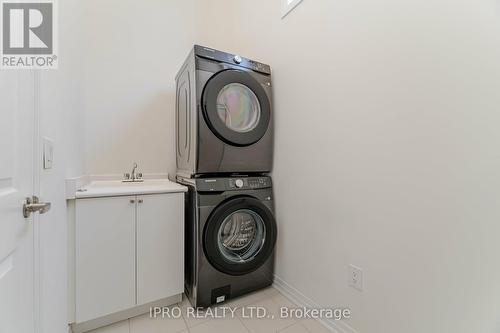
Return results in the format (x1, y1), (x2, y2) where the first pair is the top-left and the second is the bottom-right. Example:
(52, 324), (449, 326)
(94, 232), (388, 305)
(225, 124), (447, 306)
(228, 177), (271, 190)
(196, 176), (272, 192)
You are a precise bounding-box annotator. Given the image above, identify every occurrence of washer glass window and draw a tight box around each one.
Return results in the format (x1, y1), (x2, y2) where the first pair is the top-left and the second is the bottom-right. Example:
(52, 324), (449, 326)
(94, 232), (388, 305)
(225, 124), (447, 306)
(216, 83), (261, 133)
(217, 209), (266, 263)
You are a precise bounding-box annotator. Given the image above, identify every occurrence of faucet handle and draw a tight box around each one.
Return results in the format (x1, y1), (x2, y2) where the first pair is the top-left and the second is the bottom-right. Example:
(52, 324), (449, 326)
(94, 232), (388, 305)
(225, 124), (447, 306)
(137, 173), (143, 179)
(124, 173), (130, 180)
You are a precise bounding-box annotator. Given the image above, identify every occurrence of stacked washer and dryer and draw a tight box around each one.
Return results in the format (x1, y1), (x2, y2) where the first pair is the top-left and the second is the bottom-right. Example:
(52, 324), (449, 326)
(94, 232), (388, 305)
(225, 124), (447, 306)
(175, 45), (277, 308)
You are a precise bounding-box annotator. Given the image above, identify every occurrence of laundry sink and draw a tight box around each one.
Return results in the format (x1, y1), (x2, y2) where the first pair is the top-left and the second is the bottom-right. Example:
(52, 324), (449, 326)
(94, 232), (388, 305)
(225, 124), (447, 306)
(75, 179), (187, 198)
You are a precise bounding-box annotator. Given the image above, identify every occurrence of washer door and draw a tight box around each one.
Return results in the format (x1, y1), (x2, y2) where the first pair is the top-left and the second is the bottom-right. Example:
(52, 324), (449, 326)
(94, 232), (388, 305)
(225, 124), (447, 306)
(202, 69), (271, 147)
(204, 197), (277, 276)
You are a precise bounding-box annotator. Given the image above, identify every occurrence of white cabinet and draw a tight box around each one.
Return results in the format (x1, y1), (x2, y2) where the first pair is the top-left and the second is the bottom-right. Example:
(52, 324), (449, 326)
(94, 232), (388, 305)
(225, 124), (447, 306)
(74, 192), (184, 325)
(137, 194), (183, 305)
(76, 196), (136, 323)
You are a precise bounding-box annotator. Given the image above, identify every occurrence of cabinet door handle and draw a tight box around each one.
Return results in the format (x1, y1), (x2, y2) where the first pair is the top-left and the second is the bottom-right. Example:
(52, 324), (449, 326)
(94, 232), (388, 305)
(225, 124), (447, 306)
(130, 199), (135, 204)
(138, 199), (143, 204)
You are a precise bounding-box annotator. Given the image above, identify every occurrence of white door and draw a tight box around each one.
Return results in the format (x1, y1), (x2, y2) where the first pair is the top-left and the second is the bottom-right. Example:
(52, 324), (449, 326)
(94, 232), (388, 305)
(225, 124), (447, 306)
(0, 71), (38, 333)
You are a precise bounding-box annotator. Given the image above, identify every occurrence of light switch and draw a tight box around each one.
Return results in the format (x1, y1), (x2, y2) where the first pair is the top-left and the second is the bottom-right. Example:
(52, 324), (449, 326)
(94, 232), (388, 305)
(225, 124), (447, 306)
(43, 137), (54, 170)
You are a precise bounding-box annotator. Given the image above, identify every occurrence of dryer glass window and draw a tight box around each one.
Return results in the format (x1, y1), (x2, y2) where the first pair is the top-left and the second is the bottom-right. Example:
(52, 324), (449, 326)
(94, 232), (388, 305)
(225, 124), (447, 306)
(216, 83), (261, 133)
(217, 209), (266, 263)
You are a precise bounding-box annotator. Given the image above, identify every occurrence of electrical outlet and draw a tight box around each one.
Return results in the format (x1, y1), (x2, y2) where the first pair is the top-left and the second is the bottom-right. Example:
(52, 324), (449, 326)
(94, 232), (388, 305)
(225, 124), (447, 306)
(349, 264), (363, 291)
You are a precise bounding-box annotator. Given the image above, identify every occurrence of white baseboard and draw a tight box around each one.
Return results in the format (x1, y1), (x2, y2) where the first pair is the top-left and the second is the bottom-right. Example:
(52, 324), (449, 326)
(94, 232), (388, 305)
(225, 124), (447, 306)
(273, 275), (358, 333)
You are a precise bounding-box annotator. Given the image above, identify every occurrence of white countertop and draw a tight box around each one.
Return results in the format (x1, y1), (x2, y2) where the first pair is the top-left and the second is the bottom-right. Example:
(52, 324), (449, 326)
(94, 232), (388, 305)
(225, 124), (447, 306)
(75, 179), (187, 199)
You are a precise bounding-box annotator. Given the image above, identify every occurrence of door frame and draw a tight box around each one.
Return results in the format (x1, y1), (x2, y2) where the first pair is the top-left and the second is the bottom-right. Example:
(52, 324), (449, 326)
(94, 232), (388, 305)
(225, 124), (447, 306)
(33, 70), (42, 333)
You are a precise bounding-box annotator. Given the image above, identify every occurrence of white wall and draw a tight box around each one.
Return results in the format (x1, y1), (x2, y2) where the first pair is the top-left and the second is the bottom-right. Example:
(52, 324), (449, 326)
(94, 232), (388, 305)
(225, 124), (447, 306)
(198, 1), (500, 332)
(82, 0), (198, 177)
(77, 1), (500, 332)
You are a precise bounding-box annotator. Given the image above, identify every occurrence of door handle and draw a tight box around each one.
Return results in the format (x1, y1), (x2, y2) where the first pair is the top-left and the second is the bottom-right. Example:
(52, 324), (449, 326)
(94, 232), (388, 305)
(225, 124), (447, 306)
(23, 196), (51, 218)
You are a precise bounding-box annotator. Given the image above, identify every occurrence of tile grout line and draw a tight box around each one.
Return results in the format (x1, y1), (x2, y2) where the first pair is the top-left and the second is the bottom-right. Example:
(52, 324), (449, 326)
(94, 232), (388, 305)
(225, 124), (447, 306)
(179, 300), (191, 333)
(235, 310), (252, 333)
(236, 289), (298, 333)
(298, 320), (318, 333)
(277, 321), (301, 333)
(269, 291), (299, 331)
(180, 297), (202, 332)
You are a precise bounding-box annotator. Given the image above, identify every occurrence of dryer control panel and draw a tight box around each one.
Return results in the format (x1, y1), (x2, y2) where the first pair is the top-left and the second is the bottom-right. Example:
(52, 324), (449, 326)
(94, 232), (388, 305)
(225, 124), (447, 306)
(194, 45), (271, 75)
(194, 176), (272, 192)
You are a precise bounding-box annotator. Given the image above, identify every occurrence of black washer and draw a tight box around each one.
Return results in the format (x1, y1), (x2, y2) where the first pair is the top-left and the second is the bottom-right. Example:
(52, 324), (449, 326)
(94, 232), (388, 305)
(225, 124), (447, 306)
(204, 196), (277, 276)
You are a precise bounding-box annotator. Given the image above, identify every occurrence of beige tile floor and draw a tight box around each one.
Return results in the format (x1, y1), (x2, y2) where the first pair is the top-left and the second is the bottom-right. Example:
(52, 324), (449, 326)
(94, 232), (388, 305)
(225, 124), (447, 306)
(87, 287), (332, 333)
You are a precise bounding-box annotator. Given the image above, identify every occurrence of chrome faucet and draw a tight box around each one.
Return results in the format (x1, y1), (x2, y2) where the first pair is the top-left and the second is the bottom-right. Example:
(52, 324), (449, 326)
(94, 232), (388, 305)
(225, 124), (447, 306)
(123, 162), (144, 182)
(131, 162), (138, 180)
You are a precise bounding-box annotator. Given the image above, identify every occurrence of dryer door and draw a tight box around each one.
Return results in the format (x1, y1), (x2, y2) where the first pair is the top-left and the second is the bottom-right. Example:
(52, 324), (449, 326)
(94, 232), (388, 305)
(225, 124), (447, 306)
(202, 69), (271, 147)
(204, 196), (277, 276)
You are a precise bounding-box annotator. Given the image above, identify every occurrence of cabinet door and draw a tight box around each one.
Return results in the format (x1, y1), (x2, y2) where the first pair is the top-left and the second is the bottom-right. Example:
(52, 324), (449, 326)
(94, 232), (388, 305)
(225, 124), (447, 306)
(136, 193), (184, 305)
(75, 196), (136, 322)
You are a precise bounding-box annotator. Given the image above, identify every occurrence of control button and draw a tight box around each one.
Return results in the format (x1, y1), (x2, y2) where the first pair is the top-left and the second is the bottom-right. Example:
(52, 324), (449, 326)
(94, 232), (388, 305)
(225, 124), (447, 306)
(235, 179), (244, 188)
(233, 55), (242, 64)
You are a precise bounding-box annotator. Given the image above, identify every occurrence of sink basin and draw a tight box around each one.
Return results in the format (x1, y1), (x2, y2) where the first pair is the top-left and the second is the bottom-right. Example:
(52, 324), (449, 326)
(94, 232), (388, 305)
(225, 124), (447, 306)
(75, 179), (187, 198)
